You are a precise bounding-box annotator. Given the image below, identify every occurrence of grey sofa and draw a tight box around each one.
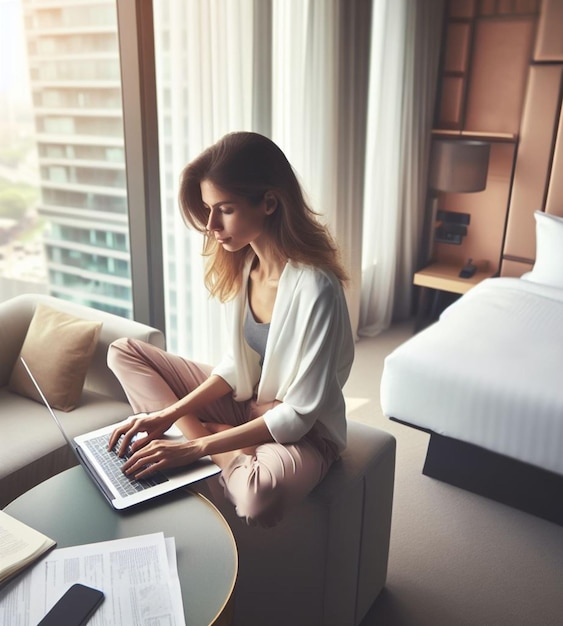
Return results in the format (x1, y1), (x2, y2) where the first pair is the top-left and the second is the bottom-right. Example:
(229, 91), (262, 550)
(0, 293), (165, 508)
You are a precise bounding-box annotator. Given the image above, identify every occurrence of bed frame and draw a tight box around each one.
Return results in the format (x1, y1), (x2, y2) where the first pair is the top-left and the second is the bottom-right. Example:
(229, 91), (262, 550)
(392, 418), (563, 526)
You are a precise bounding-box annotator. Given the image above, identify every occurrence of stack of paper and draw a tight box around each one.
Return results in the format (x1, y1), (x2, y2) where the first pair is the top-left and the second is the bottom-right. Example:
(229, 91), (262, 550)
(0, 532), (185, 626)
(0, 511), (56, 584)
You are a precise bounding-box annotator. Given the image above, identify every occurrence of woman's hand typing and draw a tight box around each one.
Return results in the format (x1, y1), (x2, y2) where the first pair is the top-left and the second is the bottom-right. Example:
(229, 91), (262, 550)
(120, 438), (205, 480)
(107, 411), (176, 458)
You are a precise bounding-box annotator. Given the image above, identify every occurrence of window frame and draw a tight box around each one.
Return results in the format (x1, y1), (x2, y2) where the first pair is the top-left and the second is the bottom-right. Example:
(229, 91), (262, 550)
(116, 0), (165, 333)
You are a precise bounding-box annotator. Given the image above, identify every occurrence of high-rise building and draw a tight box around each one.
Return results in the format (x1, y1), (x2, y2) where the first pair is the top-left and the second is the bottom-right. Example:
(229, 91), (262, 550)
(22, 0), (132, 318)
(14, 0), (200, 354)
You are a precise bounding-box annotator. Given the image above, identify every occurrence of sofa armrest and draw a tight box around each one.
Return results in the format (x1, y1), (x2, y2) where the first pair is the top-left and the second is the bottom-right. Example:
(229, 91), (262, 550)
(0, 297), (36, 386)
(0, 294), (165, 400)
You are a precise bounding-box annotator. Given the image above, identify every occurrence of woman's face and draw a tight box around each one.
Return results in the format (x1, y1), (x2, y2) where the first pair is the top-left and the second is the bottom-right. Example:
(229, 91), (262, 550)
(201, 179), (271, 252)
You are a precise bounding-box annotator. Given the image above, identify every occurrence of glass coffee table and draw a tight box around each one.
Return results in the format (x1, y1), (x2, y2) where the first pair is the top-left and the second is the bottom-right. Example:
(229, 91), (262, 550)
(5, 465), (237, 626)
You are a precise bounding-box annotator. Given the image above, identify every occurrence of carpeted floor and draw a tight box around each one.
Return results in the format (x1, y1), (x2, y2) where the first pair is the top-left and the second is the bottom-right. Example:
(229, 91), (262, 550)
(346, 321), (563, 626)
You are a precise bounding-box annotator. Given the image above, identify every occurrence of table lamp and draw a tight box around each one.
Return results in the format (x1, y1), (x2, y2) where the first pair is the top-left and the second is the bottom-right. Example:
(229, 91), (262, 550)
(429, 139), (491, 193)
(427, 138), (490, 251)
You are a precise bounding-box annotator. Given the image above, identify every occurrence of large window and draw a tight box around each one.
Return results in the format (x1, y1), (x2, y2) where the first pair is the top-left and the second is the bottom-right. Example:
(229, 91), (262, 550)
(3, 0), (411, 357)
(1, 0), (362, 359)
(0, 0), (133, 319)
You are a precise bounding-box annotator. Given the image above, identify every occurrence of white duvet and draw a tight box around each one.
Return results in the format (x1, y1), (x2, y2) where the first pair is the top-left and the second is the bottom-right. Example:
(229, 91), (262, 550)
(380, 277), (563, 475)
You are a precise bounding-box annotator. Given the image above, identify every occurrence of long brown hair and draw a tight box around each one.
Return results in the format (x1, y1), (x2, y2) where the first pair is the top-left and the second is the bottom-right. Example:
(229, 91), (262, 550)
(179, 131), (348, 301)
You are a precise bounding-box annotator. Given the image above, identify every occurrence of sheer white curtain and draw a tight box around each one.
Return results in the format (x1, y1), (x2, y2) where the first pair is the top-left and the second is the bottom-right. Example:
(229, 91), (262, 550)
(271, 0), (340, 230)
(269, 0), (442, 339)
(358, 0), (443, 336)
(271, 0), (371, 336)
(183, 0), (256, 363)
(159, 0), (443, 360)
(161, 0), (256, 363)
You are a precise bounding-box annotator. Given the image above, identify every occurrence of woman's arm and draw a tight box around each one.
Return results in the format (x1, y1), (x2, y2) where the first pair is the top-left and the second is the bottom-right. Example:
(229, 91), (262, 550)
(200, 415), (273, 456)
(121, 414), (274, 479)
(161, 374), (234, 422)
(108, 374), (233, 455)
(110, 372), (275, 478)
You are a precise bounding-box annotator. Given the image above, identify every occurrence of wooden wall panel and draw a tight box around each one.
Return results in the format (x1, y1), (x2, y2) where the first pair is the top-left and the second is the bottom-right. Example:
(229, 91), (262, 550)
(434, 143), (515, 272)
(500, 259), (533, 277)
(545, 106), (563, 217)
(479, 0), (497, 15)
(444, 22), (471, 73)
(464, 18), (535, 134)
(438, 77), (465, 128)
(503, 65), (563, 263)
(427, 1), (562, 281)
(448, 0), (476, 19)
(534, 0), (563, 62)
(513, 1), (541, 13)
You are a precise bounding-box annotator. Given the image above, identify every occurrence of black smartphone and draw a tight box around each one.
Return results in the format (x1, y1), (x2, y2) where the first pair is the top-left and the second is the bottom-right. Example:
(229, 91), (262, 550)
(37, 583), (104, 626)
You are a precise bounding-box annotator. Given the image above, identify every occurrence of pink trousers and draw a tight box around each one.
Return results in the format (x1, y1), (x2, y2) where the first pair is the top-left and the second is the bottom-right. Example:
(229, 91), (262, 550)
(107, 338), (338, 526)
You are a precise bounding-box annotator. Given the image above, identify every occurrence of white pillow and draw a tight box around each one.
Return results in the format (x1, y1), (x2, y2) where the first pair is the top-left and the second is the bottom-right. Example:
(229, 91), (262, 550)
(521, 211), (563, 289)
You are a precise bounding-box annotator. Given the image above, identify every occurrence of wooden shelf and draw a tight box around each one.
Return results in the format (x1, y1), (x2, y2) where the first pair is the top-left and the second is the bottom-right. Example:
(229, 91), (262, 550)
(414, 261), (496, 295)
(431, 129), (517, 143)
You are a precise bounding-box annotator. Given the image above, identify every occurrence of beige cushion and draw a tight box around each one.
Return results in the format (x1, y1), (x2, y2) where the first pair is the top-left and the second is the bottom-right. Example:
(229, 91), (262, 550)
(9, 304), (102, 412)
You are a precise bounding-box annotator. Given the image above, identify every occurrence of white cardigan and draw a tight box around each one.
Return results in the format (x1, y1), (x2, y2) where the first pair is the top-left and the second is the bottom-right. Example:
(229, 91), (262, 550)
(212, 260), (355, 452)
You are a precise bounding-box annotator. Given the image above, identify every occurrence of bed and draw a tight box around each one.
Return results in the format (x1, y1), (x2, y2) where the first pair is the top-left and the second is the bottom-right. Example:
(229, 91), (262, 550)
(380, 211), (563, 523)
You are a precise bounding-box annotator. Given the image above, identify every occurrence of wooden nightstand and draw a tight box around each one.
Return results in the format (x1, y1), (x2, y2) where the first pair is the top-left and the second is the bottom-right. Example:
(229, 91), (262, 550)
(413, 261), (496, 331)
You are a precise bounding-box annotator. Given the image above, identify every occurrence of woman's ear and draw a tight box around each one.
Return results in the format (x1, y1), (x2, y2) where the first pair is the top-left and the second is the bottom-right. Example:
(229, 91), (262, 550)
(264, 191), (278, 215)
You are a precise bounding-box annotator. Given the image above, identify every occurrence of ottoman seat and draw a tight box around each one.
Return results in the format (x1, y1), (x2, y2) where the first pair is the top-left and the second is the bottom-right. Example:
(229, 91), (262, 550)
(195, 420), (396, 626)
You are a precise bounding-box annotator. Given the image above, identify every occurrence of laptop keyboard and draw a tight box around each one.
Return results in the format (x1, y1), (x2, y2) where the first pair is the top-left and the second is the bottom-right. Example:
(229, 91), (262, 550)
(83, 434), (168, 498)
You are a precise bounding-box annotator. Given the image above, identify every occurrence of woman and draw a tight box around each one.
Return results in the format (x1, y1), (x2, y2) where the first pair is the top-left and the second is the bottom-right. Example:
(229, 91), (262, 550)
(107, 131), (354, 526)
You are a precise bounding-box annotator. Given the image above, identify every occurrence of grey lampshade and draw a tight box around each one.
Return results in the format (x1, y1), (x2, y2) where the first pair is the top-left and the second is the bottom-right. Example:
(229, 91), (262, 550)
(429, 139), (491, 193)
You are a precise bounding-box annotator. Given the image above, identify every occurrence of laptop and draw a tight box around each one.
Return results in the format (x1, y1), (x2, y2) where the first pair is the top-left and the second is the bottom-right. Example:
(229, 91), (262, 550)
(21, 358), (220, 510)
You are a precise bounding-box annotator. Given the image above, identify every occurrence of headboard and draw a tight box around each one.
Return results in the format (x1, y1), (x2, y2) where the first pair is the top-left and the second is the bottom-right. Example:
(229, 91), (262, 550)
(500, 25), (563, 277)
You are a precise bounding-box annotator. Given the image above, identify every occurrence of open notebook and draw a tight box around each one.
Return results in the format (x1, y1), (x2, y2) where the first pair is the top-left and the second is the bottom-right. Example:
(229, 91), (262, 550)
(21, 358), (220, 510)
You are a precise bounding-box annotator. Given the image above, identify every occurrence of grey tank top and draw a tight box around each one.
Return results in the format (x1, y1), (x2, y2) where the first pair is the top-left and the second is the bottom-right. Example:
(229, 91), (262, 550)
(244, 302), (270, 366)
